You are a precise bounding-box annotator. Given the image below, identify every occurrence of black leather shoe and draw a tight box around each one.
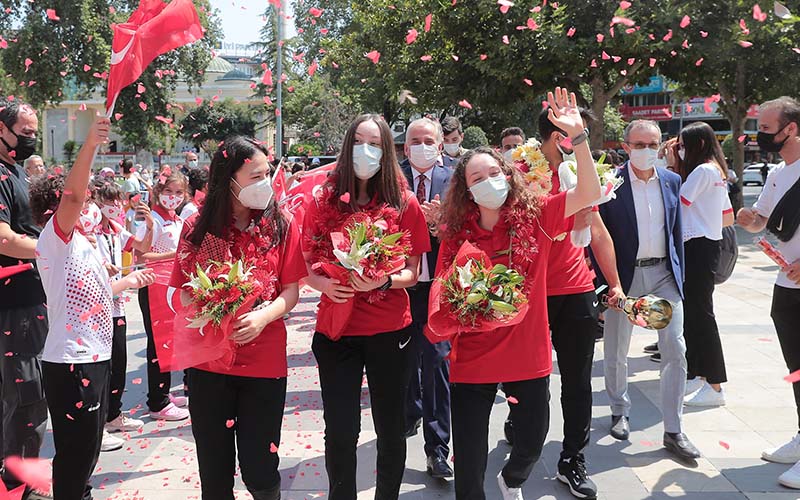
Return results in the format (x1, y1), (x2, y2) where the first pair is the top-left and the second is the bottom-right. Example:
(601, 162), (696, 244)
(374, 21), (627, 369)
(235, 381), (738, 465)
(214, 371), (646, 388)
(426, 455), (454, 478)
(503, 418), (514, 445)
(650, 352), (661, 363)
(404, 418), (421, 438)
(663, 432), (701, 460)
(610, 415), (629, 440)
(643, 342), (659, 354)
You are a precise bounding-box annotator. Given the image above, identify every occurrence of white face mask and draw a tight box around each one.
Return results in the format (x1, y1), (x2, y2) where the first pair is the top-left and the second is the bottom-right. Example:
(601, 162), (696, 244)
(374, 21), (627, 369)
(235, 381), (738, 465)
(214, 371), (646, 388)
(557, 142), (576, 164)
(503, 149), (516, 163)
(469, 174), (509, 210)
(233, 177), (273, 210)
(100, 204), (123, 221)
(677, 148), (686, 161)
(629, 148), (659, 171)
(78, 203), (102, 234)
(443, 143), (461, 156)
(409, 144), (440, 170)
(188, 160), (198, 168)
(159, 193), (184, 211)
(352, 143), (383, 180)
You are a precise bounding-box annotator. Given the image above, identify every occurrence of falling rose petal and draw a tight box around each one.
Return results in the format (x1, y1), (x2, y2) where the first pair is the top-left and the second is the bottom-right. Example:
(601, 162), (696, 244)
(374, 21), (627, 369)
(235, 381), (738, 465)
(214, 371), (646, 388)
(649, 57), (657, 67)
(793, 48), (800, 54)
(739, 40), (753, 48)
(339, 192), (351, 203)
(261, 68), (273, 87)
(740, 18), (750, 34)
(114, 113), (123, 121)
(611, 16), (635, 27)
(406, 28), (418, 44)
(663, 29), (673, 41)
(601, 51), (611, 60)
(458, 99), (472, 109)
(753, 3), (767, 21)
(270, 442), (279, 453)
(420, 55), (432, 61)
(619, 0), (631, 9)
(479, 54), (488, 60)
(680, 15), (691, 28)
(139, 102), (148, 111)
(719, 440), (730, 450)
(24, 58), (33, 72)
(131, 378), (142, 385)
(365, 50), (381, 64)
(775, 1), (792, 19)
(498, 0), (513, 14)
(309, 7), (323, 17)
(597, 33), (605, 43)
(700, 30), (709, 37)
(502, 35), (510, 44)
(424, 13), (432, 32)
(695, 57), (704, 66)
(784, 369), (800, 383)
(46, 9), (60, 21)
(308, 60), (318, 76)
(567, 26), (576, 37)
(507, 396), (519, 404)
(523, 78), (533, 86)
(225, 419), (235, 428)
(738, 135), (747, 143)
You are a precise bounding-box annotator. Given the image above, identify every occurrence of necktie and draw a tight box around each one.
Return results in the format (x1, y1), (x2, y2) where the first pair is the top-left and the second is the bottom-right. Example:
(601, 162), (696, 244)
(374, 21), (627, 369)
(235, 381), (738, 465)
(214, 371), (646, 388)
(416, 174), (427, 204)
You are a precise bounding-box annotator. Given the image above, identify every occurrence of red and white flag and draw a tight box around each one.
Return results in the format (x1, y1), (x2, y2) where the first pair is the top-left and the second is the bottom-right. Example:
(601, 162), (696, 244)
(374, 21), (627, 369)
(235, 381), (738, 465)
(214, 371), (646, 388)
(106, 0), (204, 116)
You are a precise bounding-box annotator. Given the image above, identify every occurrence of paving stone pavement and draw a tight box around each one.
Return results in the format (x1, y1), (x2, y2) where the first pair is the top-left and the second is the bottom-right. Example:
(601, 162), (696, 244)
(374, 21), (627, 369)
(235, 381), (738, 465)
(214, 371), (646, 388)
(34, 188), (800, 499)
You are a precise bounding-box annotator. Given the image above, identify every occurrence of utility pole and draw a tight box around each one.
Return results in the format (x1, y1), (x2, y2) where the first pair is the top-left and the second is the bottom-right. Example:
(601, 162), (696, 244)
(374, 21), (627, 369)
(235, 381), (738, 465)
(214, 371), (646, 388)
(275, 5), (283, 159)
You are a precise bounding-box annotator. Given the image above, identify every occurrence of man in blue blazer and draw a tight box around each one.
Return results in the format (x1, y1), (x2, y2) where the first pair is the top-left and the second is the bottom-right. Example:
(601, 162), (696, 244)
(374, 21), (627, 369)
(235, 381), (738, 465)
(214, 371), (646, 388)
(400, 118), (454, 478)
(594, 120), (700, 461)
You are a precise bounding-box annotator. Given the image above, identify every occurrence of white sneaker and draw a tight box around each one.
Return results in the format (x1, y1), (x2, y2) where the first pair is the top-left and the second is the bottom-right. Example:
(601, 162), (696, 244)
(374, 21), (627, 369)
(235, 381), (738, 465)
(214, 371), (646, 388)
(497, 471), (524, 500)
(100, 430), (125, 452)
(685, 377), (704, 396)
(148, 402), (190, 421)
(763, 434), (800, 464)
(169, 393), (189, 408)
(779, 460), (800, 489)
(684, 383), (725, 407)
(106, 413), (144, 433)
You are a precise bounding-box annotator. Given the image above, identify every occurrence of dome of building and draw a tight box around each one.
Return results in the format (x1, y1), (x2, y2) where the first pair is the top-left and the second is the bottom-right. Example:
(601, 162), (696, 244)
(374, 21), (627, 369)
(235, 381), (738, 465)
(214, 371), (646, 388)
(206, 57), (234, 74)
(216, 69), (254, 82)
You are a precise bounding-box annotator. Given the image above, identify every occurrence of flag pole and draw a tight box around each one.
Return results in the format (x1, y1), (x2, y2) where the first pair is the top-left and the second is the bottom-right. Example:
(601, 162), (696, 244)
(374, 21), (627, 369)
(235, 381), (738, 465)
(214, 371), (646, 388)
(275, 3), (283, 160)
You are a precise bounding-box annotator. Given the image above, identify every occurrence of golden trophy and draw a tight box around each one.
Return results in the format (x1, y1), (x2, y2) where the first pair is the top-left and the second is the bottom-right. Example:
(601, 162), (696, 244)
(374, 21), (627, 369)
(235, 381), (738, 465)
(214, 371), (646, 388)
(605, 294), (674, 330)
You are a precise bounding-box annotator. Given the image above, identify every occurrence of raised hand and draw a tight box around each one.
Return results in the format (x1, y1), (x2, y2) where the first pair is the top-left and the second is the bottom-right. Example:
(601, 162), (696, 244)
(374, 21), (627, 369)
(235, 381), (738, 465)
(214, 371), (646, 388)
(546, 87), (584, 138)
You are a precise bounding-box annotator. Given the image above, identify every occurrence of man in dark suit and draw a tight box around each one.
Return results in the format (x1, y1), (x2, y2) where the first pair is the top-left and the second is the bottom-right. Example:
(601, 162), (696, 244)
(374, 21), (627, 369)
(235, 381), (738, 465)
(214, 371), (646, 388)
(594, 120), (700, 461)
(401, 117), (454, 478)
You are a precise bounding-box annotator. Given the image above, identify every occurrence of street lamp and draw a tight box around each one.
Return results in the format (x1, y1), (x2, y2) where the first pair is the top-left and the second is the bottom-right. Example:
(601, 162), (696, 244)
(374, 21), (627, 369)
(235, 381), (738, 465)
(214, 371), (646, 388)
(49, 127), (55, 161)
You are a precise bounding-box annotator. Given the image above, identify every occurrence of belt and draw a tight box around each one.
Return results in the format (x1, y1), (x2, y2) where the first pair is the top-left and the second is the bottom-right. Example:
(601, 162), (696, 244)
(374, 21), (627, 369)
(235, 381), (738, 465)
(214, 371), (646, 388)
(635, 257), (667, 267)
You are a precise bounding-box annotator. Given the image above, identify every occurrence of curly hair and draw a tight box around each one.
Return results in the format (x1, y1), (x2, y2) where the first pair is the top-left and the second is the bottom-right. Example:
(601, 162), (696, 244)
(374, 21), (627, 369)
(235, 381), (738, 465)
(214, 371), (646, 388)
(440, 147), (541, 238)
(91, 179), (124, 203)
(30, 173), (65, 227)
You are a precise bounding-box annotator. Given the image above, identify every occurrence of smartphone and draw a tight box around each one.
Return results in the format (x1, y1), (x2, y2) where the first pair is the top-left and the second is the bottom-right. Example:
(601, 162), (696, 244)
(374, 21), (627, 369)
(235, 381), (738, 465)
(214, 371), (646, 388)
(134, 190), (149, 222)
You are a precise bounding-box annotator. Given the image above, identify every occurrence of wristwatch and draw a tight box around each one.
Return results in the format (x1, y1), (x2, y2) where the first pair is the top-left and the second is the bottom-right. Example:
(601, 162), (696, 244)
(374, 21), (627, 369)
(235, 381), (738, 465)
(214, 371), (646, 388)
(571, 128), (589, 147)
(378, 274), (393, 291)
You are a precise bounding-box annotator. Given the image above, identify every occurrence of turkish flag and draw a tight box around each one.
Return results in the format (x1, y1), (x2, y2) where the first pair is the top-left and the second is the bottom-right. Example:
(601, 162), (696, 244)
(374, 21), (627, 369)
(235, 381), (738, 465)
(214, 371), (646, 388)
(106, 0), (204, 115)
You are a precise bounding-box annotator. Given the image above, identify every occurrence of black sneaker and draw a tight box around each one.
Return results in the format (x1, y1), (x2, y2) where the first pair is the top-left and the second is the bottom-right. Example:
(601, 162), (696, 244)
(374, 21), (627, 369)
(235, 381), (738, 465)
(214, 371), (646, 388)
(643, 342), (659, 354)
(503, 418), (514, 445)
(650, 352), (661, 363)
(557, 455), (597, 499)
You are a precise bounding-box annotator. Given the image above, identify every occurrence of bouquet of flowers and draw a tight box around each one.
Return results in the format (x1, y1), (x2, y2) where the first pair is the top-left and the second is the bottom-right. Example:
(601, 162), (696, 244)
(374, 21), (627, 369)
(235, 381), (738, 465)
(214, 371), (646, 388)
(558, 153), (624, 247)
(511, 139), (553, 197)
(170, 258), (269, 371)
(313, 213), (411, 340)
(427, 241), (529, 340)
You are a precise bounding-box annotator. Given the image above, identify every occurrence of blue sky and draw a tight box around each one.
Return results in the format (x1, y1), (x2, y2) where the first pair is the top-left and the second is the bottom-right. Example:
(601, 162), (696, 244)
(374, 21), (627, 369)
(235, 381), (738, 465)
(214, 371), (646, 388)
(210, 0), (296, 55)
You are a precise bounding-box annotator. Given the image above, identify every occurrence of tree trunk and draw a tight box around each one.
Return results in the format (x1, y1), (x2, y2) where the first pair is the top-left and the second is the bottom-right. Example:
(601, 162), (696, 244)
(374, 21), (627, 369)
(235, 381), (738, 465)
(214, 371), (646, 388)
(589, 78), (608, 150)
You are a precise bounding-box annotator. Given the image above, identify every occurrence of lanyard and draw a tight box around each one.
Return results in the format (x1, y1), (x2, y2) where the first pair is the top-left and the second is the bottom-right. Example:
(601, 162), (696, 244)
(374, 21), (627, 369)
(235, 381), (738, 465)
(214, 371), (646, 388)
(101, 232), (117, 266)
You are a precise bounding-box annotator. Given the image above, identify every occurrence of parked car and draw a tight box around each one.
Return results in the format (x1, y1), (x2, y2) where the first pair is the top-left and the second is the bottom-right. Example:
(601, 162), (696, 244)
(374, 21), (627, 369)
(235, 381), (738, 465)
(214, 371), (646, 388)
(742, 163), (779, 186)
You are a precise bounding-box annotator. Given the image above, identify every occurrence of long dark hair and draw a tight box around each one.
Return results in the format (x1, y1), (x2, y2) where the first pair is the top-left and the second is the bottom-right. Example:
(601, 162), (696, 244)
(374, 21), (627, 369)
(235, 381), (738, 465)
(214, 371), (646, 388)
(440, 147), (541, 238)
(332, 114), (405, 211)
(679, 122), (728, 180)
(188, 136), (286, 248)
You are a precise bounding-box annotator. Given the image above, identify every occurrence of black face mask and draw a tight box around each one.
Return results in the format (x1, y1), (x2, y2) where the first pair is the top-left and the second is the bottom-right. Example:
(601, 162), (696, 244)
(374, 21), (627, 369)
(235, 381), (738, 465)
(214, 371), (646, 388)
(757, 123), (790, 153)
(0, 123), (37, 162)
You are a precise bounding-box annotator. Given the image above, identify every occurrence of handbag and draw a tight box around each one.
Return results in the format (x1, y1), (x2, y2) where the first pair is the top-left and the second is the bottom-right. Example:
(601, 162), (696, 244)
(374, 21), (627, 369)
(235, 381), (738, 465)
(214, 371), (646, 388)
(714, 225), (738, 284)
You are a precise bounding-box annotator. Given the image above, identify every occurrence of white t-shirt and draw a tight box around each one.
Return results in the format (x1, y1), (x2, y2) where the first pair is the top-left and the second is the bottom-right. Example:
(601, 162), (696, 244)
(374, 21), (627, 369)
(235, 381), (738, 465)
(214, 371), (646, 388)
(754, 159), (800, 289)
(680, 163), (733, 242)
(122, 177), (140, 194)
(179, 201), (198, 220)
(96, 221), (134, 317)
(137, 207), (183, 254)
(37, 219), (114, 363)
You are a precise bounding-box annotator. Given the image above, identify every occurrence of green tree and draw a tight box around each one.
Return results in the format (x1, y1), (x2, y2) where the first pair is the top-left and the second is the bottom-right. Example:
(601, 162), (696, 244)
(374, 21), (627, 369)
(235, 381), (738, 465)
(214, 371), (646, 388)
(178, 99), (260, 156)
(462, 125), (488, 149)
(288, 142), (321, 156)
(283, 74), (357, 153)
(658, 0), (800, 209)
(62, 140), (77, 165)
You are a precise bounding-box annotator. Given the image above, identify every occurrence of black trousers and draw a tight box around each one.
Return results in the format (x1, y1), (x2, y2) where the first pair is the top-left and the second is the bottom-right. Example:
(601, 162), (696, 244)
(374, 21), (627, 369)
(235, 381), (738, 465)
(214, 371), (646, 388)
(548, 291), (598, 459)
(107, 317), (127, 422)
(684, 237), (727, 384)
(312, 327), (412, 500)
(43, 360), (110, 500)
(138, 287), (171, 411)
(0, 304), (48, 491)
(452, 377), (549, 500)
(405, 283), (451, 460)
(772, 285), (800, 430)
(187, 369), (285, 500)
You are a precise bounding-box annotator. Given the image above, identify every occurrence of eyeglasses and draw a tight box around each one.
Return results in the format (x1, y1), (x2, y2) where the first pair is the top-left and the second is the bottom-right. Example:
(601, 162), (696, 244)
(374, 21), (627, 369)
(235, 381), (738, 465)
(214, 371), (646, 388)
(625, 142), (660, 151)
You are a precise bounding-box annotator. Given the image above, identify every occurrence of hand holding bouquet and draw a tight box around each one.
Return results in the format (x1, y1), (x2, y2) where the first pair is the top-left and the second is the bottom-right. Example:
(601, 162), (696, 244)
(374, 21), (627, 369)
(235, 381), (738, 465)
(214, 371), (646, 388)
(428, 241), (529, 339)
(511, 138), (553, 197)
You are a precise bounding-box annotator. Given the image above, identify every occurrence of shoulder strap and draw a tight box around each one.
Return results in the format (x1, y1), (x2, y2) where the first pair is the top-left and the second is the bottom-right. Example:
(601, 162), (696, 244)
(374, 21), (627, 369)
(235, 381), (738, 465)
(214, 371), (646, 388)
(766, 172), (800, 242)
